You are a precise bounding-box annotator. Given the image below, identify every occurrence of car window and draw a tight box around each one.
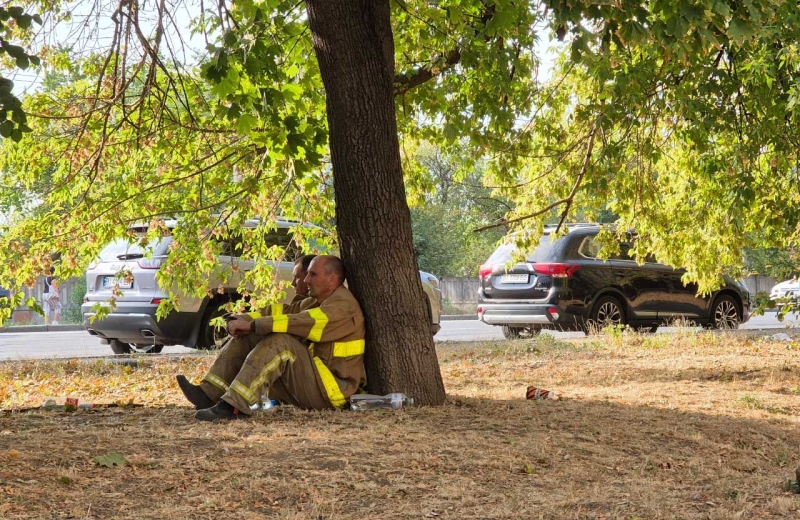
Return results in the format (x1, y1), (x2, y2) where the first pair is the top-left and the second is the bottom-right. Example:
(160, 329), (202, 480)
(609, 242), (634, 261)
(265, 228), (302, 261)
(577, 236), (630, 260)
(578, 237), (601, 259)
(98, 237), (172, 262)
(213, 228), (299, 260)
(215, 235), (244, 257)
(579, 236), (644, 262)
(486, 235), (554, 264)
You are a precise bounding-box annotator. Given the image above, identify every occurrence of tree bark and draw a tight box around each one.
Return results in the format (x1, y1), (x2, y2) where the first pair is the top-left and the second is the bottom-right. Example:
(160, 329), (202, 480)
(305, 0), (446, 405)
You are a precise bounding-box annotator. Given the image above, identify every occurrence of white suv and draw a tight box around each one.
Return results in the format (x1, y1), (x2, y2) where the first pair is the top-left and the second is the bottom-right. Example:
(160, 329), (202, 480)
(82, 218), (442, 354)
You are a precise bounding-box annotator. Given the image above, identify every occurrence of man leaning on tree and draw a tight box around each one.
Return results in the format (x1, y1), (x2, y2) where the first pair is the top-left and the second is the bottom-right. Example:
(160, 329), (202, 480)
(176, 255), (365, 421)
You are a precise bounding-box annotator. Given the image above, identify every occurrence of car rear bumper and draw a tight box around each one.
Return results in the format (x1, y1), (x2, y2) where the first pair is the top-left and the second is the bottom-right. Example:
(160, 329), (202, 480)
(477, 301), (583, 330)
(82, 302), (198, 346)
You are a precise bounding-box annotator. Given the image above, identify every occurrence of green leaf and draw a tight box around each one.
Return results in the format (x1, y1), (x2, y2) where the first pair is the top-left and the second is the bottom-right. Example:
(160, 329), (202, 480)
(485, 9), (514, 36)
(95, 452), (127, 467)
(0, 120), (13, 138)
(236, 113), (258, 134)
(728, 18), (755, 43)
(17, 14), (32, 30)
(666, 16), (689, 38)
(15, 55), (30, 70)
(618, 20), (650, 46)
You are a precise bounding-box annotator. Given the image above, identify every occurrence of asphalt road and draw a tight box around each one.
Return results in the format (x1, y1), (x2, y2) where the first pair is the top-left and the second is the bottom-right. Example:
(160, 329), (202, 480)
(0, 313), (798, 361)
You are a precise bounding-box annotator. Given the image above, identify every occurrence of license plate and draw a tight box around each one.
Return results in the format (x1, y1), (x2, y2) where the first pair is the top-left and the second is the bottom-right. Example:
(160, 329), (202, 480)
(500, 274), (529, 284)
(102, 276), (133, 289)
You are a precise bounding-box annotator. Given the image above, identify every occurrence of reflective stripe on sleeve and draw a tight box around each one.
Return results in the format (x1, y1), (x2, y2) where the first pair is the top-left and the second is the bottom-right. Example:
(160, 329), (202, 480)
(333, 339), (365, 357)
(307, 308), (329, 342)
(203, 372), (230, 392)
(247, 312), (262, 320)
(273, 314), (289, 333)
(271, 304), (283, 316)
(313, 357), (346, 408)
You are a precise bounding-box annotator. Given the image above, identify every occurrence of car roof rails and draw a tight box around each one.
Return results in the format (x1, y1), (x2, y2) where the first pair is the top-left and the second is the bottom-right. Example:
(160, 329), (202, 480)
(541, 222), (600, 233)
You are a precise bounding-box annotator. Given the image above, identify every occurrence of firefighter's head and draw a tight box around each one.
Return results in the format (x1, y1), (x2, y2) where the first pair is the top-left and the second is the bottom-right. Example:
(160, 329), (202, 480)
(305, 255), (345, 302)
(292, 254), (316, 297)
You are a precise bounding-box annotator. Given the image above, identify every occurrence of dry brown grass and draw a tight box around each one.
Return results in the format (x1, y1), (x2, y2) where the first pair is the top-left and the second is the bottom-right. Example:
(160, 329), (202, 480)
(2, 330), (800, 519)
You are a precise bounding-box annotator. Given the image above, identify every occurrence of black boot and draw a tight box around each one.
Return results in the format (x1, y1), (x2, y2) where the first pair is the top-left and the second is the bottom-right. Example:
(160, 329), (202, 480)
(195, 399), (247, 421)
(176, 375), (214, 410)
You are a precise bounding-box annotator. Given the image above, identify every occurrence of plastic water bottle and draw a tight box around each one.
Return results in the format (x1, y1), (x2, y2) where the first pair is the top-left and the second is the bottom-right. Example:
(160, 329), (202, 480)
(250, 396), (279, 412)
(349, 393), (414, 411)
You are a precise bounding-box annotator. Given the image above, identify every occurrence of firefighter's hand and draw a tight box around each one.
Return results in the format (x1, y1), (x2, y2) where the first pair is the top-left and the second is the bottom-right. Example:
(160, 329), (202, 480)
(227, 317), (253, 339)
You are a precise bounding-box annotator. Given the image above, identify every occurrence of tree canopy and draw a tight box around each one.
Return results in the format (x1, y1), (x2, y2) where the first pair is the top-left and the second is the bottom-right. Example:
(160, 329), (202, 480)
(1, 0), (799, 304)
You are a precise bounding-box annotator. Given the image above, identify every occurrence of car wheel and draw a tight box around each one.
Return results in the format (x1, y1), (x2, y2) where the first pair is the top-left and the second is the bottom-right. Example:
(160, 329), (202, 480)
(590, 296), (626, 329)
(109, 339), (132, 355)
(502, 325), (522, 339)
(197, 298), (234, 349)
(709, 295), (740, 330)
(635, 325), (658, 333)
(133, 344), (164, 354)
(501, 326), (541, 339)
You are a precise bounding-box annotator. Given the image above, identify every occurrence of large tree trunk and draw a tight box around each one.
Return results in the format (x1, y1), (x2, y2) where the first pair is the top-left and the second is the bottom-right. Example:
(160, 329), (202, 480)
(305, 0), (446, 405)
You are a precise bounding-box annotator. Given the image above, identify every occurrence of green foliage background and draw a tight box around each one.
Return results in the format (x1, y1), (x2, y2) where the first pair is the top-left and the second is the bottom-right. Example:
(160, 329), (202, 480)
(61, 276), (86, 324)
(0, 0), (800, 306)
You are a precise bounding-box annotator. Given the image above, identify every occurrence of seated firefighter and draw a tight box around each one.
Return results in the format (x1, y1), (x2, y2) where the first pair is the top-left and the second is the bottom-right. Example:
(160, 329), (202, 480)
(288, 254), (317, 303)
(176, 255), (365, 421)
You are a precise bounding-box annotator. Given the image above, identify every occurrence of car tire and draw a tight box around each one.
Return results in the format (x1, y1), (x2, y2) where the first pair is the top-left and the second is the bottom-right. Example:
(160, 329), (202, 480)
(501, 326), (540, 339)
(109, 340), (164, 354)
(109, 339), (132, 355)
(635, 325), (658, 333)
(589, 296), (626, 329)
(197, 297), (236, 349)
(708, 294), (740, 330)
(134, 344), (164, 354)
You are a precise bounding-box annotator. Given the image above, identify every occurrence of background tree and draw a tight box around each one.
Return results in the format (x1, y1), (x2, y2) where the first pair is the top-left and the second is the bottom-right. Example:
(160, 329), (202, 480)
(408, 144), (509, 277)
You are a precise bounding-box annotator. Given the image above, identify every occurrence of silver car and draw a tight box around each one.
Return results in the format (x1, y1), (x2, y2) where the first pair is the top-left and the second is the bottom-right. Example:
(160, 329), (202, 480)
(770, 278), (800, 311)
(83, 219), (442, 354)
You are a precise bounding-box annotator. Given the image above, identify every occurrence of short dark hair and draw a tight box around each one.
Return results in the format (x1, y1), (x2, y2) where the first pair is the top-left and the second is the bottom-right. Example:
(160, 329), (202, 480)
(326, 256), (346, 283)
(314, 255), (345, 284)
(295, 254), (316, 272)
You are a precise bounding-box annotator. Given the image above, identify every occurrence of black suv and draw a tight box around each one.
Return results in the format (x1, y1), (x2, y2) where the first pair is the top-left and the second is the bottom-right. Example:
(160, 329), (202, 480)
(477, 225), (750, 338)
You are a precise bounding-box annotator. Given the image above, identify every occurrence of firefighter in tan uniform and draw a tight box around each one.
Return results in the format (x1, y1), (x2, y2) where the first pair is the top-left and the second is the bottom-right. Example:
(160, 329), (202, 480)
(176, 254), (315, 405)
(176, 255), (365, 421)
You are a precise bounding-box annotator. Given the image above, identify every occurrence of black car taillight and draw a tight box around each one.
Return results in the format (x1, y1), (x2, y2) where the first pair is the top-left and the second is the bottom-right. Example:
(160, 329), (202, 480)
(531, 263), (580, 278)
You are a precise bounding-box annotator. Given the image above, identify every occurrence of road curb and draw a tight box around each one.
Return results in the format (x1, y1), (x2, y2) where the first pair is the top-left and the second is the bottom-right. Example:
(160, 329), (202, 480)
(0, 324), (85, 333)
(441, 314), (477, 321)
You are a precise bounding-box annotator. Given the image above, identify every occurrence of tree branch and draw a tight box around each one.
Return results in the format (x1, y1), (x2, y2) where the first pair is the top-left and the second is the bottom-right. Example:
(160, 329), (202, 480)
(473, 122), (599, 234)
(554, 122), (598, 234)
(393, 48), (461, 97)
(392, 2), (495, 97)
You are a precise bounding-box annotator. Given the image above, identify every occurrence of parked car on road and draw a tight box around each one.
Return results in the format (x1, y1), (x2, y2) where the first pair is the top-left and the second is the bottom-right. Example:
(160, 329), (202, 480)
(769, 278), (800, 311)
(83, 218), (442, 354)
(477, 224), (751, 338)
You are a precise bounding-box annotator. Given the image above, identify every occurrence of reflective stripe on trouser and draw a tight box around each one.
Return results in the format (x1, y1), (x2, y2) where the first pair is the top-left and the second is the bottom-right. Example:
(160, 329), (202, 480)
(200, 332), (263, 402)
(221, 333), (334, 414)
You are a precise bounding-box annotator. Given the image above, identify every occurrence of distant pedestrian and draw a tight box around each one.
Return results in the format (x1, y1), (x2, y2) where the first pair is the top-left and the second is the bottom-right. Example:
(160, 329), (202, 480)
(43, 267), (61, 325)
